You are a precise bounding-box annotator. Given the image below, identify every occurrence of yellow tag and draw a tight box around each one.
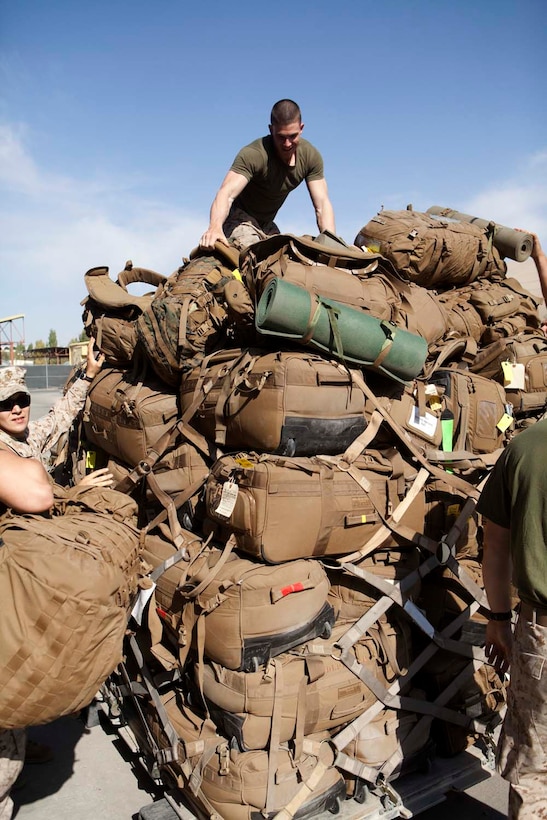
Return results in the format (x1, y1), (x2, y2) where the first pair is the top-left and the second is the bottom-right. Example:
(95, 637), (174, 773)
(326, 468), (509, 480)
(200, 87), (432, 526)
(428, 396), (442, 412)
(235, 456), (254, 468)
(361, 515), (368, 523)
(85, 450), (96, 470)
(497, 413), (513, 432)
(231, 268), (243, 282)
(501, 361), (514, 385)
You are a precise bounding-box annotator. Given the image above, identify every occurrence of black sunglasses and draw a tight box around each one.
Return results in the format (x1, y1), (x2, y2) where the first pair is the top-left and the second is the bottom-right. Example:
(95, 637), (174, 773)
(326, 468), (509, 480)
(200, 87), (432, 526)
(0, 393), (31, 412)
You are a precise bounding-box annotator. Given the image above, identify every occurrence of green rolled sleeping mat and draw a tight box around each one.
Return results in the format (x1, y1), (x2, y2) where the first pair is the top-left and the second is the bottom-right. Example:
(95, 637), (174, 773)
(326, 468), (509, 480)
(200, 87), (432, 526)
(255, 277), (428, 384)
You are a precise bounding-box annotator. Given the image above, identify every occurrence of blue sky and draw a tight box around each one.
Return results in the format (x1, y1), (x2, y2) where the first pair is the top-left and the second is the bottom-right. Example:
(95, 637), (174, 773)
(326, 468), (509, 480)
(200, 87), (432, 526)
(1, 0), (546, 345)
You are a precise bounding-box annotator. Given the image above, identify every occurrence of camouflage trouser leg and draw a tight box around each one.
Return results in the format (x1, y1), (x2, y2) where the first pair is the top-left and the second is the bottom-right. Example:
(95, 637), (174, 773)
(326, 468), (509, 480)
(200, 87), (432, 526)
(0, 729), (26, 820)
(223, 206), (280, 251)
(497, 615), (547, 819)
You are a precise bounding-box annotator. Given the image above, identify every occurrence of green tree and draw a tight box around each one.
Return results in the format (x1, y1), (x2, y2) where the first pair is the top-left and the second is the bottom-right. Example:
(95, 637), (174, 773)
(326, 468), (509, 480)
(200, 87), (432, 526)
(48, 329), (58, 347)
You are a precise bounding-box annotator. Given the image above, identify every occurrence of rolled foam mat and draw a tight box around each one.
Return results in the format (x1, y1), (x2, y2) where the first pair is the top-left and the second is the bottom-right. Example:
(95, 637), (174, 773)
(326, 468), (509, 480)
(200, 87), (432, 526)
(255, 277), (427, 384)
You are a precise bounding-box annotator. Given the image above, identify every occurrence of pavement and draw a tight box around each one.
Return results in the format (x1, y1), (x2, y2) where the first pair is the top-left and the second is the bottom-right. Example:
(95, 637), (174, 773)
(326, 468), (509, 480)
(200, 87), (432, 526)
(10, 389), (510, 819)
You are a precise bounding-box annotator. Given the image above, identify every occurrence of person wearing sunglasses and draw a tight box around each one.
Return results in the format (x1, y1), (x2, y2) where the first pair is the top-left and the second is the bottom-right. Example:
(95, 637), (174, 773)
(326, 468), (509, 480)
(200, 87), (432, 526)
(0, 339), (107, 475)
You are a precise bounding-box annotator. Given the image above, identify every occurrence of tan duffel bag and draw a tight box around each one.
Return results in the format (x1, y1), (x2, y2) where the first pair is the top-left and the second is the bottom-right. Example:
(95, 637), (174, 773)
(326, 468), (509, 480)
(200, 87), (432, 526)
(470, 331), (547, 414)
(144, 685), (345, 820)
(196, 621), (394, 751)
(0, 486), (142, 729)
(180, 348), (367, 456)
(204, 449), (426, 563)
(84, 366), (180, 466)
(161, 549), (335, 672)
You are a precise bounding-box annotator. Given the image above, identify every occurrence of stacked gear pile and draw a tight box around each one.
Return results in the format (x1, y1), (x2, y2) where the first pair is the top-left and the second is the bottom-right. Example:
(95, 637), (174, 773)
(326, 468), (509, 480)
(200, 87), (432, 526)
(78, 206), (543, 818)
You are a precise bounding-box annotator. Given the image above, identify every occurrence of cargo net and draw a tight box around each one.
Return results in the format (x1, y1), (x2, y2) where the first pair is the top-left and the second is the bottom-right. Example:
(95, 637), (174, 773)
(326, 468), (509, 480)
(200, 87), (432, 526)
(77, 227), (543, 819)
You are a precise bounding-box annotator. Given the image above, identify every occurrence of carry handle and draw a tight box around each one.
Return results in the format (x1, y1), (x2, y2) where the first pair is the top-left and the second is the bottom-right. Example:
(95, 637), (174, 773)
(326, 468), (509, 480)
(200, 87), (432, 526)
(117, 260), (167, 289)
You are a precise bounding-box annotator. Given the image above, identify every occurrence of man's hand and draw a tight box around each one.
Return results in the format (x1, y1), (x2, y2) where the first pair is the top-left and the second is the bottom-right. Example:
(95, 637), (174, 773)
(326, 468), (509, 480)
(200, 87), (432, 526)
(199, 227), (229, 250)
(85, 336), (105, 380)
(77, 467), (114, 488)
(485, 619), (513, 676)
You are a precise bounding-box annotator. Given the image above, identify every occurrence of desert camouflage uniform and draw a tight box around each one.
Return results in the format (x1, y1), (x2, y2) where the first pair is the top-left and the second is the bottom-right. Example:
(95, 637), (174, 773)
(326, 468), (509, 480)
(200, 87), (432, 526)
(497, 614), (547, 819)
(0, 375), (89, 818)
(223, 205), (280, 251)
(0, 378), (88, 464)
(0, 730), (25, 820)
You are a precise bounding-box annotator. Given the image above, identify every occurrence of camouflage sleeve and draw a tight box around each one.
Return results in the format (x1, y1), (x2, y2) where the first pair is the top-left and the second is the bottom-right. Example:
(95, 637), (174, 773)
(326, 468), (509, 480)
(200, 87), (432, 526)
(25, 378), (89, 460)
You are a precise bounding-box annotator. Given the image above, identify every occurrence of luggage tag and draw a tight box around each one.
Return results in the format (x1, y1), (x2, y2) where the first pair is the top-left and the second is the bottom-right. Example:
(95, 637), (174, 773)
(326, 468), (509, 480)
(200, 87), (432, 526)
(407, 384), (441, 438)
(131, 578), (156, 626)
(497, 409), (514, 433)
(215, 478), (239, 519)
(502, 361), (525, 390)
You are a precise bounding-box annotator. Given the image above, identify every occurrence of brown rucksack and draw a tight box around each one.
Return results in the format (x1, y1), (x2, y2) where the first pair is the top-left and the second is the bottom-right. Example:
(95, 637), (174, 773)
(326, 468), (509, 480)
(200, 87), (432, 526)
(240, 232), (449, 346)
(81, 261), (166, 366)
(136, 243), (248, 387)
(469, 277), (541, 344)
(470, 331), (547, 414)
(196, 622), (383, 752)
(0, 485), (142, 729)
(355, 207), (507, 288)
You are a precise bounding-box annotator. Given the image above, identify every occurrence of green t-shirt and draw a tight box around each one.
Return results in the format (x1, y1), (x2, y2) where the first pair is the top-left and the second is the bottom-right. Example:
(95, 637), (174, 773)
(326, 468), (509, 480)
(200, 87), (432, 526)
(476, 418), (547, 607)
(230, 136), (324, 227)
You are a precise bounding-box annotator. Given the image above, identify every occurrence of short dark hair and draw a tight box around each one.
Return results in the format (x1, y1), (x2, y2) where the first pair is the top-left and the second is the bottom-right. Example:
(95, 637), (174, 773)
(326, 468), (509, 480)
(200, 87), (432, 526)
(270, 99), (302, 126)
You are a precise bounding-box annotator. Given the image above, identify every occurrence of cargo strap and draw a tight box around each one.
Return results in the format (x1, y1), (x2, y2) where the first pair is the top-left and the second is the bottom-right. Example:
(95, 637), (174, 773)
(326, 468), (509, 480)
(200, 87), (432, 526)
(128, 634), (182, 769)
(272, 759), (330, 820)
(333, 599), (487, 784)
(319, 417), (431, 563)
(265, 659), (284, 815)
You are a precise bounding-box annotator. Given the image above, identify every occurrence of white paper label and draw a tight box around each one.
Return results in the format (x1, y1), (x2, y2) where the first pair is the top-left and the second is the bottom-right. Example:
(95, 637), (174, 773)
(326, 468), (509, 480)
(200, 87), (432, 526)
(407, 406), (438, 438)
(131, 582), (156, 626)
(503, 362), (526, 391)
(215, 480), (239, 518)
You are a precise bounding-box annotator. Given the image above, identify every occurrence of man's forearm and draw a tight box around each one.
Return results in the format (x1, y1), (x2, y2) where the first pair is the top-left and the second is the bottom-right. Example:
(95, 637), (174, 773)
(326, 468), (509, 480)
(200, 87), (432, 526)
(534, 247), (547, 307)
(316, 199), (336, 234)
(208, 189), (233, 233)
(482, 519), (513, 612)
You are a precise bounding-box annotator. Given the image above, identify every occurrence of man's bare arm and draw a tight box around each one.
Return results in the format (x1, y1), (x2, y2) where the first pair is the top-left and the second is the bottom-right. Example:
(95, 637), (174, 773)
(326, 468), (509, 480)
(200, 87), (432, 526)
(482, 517), (513, 674)
(200, 171), (249, 249)
(0, 451), (54, 513)
(307, 177), (336, 235)
(531, 233), (547, 307)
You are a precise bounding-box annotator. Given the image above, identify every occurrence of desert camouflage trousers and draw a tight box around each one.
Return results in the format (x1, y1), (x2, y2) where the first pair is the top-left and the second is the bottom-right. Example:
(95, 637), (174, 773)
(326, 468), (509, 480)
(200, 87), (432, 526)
(223, 205), (280, 251)
(0, 729), (25, 820)
(497, 614), (547, 819)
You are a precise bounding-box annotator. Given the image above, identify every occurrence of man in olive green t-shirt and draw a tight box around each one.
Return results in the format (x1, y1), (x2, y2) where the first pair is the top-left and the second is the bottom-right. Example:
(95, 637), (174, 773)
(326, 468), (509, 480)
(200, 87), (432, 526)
(200, 99), (336, 251)
(477, 418), (547, 819)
